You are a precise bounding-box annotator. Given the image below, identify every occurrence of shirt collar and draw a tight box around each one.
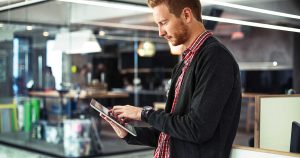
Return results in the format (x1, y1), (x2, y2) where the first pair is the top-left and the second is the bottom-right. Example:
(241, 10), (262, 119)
(182, 31), (211, 59)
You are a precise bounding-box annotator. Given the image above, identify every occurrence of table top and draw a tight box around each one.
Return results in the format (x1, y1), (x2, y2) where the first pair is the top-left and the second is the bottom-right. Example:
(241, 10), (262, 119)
(28, 90), (129, 99)
(242, 93), (268, 98)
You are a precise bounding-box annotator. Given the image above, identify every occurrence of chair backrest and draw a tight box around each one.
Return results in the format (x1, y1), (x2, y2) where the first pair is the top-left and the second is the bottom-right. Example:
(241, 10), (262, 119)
(290, 121), (300, 153)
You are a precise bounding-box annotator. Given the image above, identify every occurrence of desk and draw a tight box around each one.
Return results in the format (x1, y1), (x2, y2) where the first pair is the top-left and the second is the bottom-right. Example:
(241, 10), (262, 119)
(28, 90), (129, 120)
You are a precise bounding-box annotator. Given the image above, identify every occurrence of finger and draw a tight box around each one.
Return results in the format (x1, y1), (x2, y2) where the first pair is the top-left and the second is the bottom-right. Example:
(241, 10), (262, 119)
(117, 113), (127, 120)
(111, 109), (124, 116)
(104, 117), (119, 128)
(99, 113), (106, 119)
(108, 120), (122, 130)
(100, 114), (110, 122)
(120, 118), (131, 124)
(100, 114), (116, 125)
(111, 107), (121, 115)
(112, 105), (122, 110)
(112, 110), (125, 118)
(112, 106), (125, 112)
(123, 118), (132, 123)
(119, 118), (125, 124)
(111, 111), (120, 118)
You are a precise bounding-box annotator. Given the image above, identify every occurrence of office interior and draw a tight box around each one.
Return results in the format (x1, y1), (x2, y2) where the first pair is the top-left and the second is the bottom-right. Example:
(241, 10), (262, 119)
(0, 0), (300, 158)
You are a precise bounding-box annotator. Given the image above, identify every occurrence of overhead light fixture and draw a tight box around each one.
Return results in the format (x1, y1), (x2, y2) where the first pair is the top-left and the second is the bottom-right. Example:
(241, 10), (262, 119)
(137, 41), (156, 57)
(67, 0), (300, 34)
(26, 25), (33, 31)
(98, 30), (105, 37)
(54, 29), (102, 54)
(58, 0), (151, 13)
(231, 31), (244, 40)
(203, 16), (300, 33)
(202, 0), (300, 20)
(43, 31), (49, 37)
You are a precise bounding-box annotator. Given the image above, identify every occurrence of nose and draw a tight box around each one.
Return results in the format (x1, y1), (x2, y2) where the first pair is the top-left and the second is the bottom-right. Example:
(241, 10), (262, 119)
(158, 26), (166, 37)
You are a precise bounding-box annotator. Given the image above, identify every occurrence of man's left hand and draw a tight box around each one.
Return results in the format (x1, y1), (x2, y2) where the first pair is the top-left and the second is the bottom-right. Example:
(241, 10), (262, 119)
(110, 105), (143, 121)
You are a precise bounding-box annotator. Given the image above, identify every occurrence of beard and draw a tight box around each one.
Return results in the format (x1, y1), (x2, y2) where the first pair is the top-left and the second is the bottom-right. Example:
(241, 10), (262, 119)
(168, 20), (189, 46)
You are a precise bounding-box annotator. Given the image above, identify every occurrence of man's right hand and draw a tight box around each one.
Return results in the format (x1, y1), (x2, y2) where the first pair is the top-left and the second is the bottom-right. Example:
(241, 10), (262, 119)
(99, 114), (128, 138)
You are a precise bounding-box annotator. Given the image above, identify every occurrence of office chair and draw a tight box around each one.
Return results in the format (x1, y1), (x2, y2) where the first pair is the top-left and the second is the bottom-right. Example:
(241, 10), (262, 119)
(290, 121), (300, 153)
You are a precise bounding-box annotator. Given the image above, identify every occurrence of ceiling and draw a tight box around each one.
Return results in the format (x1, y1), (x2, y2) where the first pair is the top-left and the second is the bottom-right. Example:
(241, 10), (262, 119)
(0, 0), (299, 38)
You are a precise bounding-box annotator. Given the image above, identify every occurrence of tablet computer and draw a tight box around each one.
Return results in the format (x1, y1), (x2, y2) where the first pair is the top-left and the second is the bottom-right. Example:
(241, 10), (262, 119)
(90, 99), (137, 136)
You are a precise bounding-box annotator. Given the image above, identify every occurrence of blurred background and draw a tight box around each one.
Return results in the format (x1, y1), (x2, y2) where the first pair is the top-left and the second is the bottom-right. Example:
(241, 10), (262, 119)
(0, 0), (299, 157)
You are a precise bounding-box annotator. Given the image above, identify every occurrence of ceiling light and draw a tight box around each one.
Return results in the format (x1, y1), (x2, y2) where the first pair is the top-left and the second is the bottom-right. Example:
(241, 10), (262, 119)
(137, 41), (156, 57)
(54, 30), (102, 54)
(68, 0), (300, 33)
(26, 26), (33, 31)
(273, 61), (278, 67)
(231, 31), (244, 40)
(99, 30), (105, 36)
(203, 16), (300, 33)
(202, 0), (300, 20)
(58, 0), (151, 13)
(43, 31), (49, 37)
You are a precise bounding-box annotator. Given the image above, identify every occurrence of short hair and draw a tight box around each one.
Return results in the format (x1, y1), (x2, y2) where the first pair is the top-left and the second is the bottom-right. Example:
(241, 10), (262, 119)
(148, 0), (202, 22)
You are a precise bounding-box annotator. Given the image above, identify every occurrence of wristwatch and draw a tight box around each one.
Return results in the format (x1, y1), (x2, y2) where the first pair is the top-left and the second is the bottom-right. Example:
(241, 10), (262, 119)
(141, 106), (154, 122)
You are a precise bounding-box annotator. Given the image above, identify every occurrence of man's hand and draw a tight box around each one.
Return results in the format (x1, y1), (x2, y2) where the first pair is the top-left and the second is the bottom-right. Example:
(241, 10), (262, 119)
(111, 105), (143, 121)
(99, 114), (128, 138)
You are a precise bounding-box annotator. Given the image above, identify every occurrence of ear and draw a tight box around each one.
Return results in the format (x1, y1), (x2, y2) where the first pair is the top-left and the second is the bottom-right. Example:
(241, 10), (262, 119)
(181, 7), (193, 23)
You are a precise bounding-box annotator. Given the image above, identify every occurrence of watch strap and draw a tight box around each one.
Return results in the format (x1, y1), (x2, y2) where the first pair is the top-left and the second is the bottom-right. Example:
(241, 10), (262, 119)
(141, 106), (154, 122)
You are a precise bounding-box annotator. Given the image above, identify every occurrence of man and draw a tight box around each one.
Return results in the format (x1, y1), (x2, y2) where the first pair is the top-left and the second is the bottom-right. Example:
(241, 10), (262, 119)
(100, 0), (241, 157)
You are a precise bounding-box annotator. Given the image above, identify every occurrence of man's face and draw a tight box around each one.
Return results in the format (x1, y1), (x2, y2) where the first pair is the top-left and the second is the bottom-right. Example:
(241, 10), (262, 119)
(152, 4), (189, 46)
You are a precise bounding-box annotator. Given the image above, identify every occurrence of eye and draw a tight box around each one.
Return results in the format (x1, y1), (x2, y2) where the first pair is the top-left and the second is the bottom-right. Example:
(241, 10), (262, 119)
(161, 20), (167, 25)
(159, 20), (168, 26)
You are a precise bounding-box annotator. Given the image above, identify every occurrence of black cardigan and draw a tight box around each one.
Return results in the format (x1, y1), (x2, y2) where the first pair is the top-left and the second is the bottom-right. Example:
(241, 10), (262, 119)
(124, 36), (242, 158)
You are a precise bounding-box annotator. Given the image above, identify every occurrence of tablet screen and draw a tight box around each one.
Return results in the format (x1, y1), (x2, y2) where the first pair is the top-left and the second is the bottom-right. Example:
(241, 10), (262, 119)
(90, 99), (137, 136)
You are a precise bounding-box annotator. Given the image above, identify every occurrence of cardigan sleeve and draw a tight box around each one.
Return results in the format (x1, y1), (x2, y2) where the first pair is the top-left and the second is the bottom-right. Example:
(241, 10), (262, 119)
(146, 44), (239, 144)
(123, 63), (181, 147)
(123, 126), (160, 147)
